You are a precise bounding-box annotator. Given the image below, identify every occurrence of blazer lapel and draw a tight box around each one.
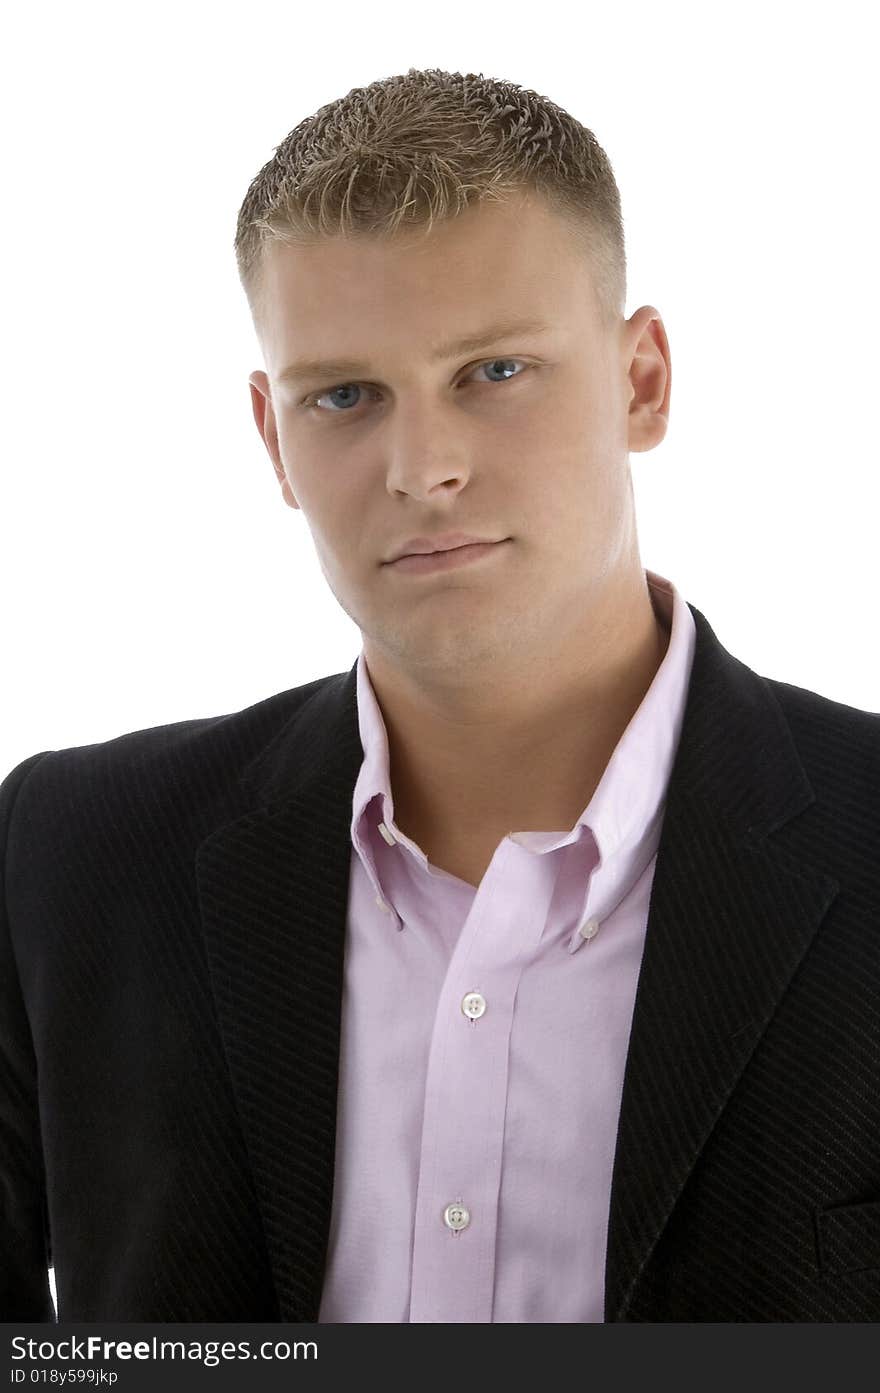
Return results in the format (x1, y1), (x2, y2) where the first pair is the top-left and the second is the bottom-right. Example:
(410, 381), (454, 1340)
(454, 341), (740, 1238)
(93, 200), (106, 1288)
(604, 604), (840, 1320)
(195, 667), (363, 1322)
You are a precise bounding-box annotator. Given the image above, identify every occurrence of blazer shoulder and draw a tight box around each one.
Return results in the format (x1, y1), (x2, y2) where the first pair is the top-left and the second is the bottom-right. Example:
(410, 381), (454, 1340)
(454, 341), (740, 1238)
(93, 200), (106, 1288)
(0, 669), (349, 835)
(762, 673), (879, 906)
(764, 673), (880, 784)
(765, 672), (879, 728)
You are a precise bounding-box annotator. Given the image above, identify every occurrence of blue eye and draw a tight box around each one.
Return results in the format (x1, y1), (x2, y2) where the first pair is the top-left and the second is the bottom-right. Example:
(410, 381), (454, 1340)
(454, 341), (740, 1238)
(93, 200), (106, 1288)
(312, 383), (364, 412)
(476, 357), (526, 384)
(305, 357), (528, 413)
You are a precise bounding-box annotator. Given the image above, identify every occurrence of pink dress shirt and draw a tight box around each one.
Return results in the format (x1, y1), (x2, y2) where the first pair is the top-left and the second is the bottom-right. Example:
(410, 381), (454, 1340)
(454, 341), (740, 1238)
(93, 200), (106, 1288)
(317, 569), (696, 1322)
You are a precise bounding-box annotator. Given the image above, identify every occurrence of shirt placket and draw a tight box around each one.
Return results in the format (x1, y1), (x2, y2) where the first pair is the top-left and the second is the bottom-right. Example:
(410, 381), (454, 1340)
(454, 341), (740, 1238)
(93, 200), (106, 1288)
(408, 837), (555, 1322)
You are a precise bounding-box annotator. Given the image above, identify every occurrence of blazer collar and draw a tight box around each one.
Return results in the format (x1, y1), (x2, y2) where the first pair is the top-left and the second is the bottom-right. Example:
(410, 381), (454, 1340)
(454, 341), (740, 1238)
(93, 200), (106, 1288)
(194, 602), (839, 1322)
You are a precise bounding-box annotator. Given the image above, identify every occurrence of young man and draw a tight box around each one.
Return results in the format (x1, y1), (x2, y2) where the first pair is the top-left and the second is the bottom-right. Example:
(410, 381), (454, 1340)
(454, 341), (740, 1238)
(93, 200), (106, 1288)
(2, 69), (879, 1323)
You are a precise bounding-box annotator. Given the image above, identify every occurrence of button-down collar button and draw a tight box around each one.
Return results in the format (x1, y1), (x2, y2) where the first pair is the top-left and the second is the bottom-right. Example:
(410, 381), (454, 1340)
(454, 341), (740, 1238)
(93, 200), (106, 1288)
(461, 991), (486, 1021)
(578, 917), (600, 941)
(377, 821), (397, 846)
(375, 894), (391, 912)
(443, 1201), (471, 1232)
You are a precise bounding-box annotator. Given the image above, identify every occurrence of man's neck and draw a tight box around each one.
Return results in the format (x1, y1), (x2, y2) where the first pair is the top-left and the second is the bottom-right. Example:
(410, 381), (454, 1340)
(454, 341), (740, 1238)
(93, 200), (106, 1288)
(364, 574), (671, 859)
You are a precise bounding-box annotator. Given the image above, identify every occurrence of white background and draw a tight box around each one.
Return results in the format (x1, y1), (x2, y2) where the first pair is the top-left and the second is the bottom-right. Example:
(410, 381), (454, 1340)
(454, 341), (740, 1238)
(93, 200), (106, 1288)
(2, 0), (877, 1320)
(3, 1), (878, 787)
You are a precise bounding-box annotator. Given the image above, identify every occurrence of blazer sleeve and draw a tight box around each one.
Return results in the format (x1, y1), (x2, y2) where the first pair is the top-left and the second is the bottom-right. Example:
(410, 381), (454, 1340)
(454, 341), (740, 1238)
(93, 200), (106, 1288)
(1, 750), (56, 1321)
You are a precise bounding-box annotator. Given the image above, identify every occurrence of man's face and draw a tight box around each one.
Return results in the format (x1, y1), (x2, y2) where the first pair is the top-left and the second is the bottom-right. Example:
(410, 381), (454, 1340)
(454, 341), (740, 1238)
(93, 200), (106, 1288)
(248, 190), (668, 678)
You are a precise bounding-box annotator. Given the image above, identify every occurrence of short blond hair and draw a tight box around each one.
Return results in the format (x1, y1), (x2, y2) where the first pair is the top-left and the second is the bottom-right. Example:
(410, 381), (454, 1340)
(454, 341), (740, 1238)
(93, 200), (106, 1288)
(234, 66), (627, 333)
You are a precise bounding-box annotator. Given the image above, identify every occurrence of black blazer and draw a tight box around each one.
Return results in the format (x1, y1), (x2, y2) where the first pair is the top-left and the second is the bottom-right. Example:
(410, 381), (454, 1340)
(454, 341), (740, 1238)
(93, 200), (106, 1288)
(2, 600), (879, 1323)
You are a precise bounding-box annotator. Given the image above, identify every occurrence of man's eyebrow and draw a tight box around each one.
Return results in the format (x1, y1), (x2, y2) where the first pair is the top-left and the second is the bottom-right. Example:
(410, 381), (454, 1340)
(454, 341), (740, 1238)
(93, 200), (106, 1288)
(274, 316), (555, 387)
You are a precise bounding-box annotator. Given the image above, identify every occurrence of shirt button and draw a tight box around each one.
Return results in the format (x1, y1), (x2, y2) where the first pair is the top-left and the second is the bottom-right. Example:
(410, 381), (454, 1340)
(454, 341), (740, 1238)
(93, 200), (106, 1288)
(443, 1201), (471, 1232)
(461, 991), (486, 1021)
(579, 917), (600, 941)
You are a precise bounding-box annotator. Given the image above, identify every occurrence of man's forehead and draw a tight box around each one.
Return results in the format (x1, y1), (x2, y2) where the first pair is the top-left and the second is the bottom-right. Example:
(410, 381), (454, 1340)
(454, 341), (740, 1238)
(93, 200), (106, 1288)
(262, 193), (584, 291)
(256, 201), (599, 374)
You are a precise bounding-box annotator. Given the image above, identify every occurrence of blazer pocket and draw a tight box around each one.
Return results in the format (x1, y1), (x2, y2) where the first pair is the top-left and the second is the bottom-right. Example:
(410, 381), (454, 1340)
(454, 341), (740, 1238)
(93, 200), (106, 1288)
(817, 1199), (880, 1276)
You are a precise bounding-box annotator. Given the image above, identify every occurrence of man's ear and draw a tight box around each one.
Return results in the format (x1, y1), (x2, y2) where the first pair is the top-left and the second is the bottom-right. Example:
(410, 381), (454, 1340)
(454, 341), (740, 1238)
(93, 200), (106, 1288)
(624, 306), (671, 455)
(248, 371), (301, 511)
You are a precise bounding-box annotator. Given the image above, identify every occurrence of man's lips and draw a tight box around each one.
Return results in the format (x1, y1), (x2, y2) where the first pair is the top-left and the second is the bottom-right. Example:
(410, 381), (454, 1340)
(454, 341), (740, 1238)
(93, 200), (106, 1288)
(384, 539), (509, 574)
(385, 532), (505, 563)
